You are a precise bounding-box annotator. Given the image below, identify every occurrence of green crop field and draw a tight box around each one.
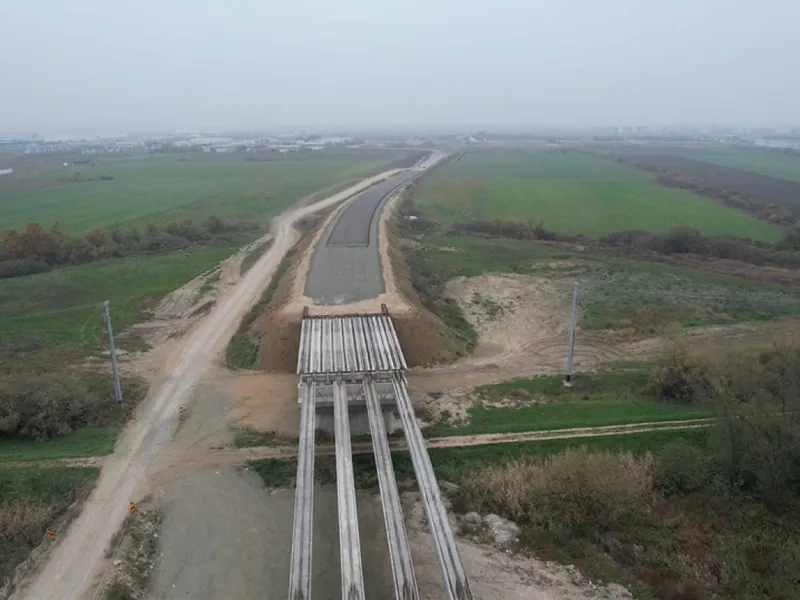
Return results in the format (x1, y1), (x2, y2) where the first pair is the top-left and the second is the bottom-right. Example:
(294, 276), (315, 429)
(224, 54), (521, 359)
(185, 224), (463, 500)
(427, 372), (711, 437)
(0, 244), (238, 366)
(416, 152), (779, 241)
(0, 156), (385, 232)
(690, 150), (800, 183)
(429, 400), (711, 437)
(248, 428), (711, 488)
(0, 152), (399, 369)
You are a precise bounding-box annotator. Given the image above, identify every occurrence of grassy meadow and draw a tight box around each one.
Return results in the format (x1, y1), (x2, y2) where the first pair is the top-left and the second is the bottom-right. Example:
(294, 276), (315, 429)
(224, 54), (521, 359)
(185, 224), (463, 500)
(415, 152), (780, 241)
(0, 155), (388, 232)
(0, 244), (240, 367)
(405, 234), (800, 333)
(426, 371), (713, 437)
(691, 149), (800, 183)
(0, 152), (400, 369)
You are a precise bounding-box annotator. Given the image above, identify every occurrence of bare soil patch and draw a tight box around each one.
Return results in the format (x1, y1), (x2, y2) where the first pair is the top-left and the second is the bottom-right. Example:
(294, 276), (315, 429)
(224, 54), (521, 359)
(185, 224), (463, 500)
(250, 228), (313, 372)
(408, 271), (789, 396)
(227, 372), (300, 438)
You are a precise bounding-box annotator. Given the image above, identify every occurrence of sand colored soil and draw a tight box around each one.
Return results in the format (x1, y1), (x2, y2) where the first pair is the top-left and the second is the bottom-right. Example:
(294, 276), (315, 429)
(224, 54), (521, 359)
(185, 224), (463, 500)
(227, 372), (300, 438)
(407, 270), (786, 397)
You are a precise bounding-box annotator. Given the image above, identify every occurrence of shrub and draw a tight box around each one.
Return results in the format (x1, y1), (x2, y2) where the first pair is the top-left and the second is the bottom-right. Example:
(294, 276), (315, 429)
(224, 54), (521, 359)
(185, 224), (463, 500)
(226, 333), (259, 369)
(448, 219), (560, 241)
(655, 440), (713, 494)
(650, 336), (800, 505)
(0, 372), (147, 441)
(461, 448), (654, 534)
(0, 259), (51, 279)
(648, 342), (710, 404)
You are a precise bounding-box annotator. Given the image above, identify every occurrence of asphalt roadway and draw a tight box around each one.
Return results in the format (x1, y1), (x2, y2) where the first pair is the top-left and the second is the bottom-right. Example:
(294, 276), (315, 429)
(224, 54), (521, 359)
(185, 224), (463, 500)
(304, 170), (420, 305)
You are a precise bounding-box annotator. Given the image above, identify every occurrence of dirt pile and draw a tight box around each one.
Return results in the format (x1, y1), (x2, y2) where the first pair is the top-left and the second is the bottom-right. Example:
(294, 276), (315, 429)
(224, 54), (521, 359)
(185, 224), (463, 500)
(250, 224), (317, 372)
(409, 271), (643, 393)
(393, 309), (448, 367)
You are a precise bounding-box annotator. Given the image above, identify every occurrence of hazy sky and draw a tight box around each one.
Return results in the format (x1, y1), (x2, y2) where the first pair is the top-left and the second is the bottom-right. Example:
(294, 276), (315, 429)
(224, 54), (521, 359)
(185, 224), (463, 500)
(2, 0), (798, 134)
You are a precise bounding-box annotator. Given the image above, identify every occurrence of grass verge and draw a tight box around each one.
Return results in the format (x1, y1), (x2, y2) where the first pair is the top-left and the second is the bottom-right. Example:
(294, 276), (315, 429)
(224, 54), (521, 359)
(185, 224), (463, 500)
(0, 427), (121, 462)
(0, 244), (241, 370)
(429, 401), (712, 437)
(247, 427), (709, 488)
(225, 333), (259, 369)
(239, 239), (273, 276)
(233, 428), (295, 448)
(403, 234), (800, 332)
(426, 371), (711, 436)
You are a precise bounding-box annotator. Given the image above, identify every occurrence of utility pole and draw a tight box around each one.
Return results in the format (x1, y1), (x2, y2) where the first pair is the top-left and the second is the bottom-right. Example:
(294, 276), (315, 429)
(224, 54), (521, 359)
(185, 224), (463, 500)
(565, 281), (579, 386)
(103, 301), (123, 404)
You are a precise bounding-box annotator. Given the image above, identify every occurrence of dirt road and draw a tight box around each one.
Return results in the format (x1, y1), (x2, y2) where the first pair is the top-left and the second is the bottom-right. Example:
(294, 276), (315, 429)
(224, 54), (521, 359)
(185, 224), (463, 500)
(14, 170), (401, 600)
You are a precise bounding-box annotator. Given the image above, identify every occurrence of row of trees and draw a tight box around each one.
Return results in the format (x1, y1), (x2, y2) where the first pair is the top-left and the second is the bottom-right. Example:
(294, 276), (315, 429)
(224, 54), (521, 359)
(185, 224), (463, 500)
(653, 172), (797, 225)
(423, 211), (800, 271)
(0, 215), (248, 279)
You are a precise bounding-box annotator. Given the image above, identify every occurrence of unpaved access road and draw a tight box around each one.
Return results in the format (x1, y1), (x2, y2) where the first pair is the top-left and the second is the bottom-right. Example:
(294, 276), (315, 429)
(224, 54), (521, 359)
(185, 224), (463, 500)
(12, 417), (712, 471)
(14, 170), (403, 600)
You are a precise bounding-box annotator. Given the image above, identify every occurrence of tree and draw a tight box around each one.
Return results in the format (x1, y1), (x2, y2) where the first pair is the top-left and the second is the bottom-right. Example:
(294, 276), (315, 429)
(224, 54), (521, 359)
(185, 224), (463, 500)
(204, 215), (224, 234)
(0, 230), (25, 260)
(21, 223), (56, 263)
(49, 221), (74, 264)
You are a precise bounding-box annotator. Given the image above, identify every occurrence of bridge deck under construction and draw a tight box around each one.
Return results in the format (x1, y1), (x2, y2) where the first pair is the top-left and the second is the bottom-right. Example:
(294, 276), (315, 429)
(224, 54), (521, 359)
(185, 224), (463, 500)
(297, 312), (407, 381)
(288, 310), (473, 600)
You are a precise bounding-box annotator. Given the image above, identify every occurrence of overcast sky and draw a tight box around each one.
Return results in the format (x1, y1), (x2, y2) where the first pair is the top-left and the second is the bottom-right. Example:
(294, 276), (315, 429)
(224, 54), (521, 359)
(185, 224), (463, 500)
(1, 0), (798, 135)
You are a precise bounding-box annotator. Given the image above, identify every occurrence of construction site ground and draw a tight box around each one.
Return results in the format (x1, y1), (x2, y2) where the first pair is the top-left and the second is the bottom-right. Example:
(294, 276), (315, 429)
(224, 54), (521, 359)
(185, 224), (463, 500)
(8, 164), (782, 600)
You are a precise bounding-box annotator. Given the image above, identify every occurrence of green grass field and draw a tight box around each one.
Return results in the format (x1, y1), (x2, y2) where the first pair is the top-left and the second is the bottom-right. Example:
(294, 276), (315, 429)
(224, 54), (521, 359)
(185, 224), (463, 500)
(429, 401), (711, 437)
(428, 372), (711, 436)
(416, 152), (779, 241)
(0, 153), (397, 367)
(0, 157), (386, 232)
(248, 428), (711, 488)
(0, 427), (120, 462)
(691, 150), (800, 183)
(0, 244), (238, 365)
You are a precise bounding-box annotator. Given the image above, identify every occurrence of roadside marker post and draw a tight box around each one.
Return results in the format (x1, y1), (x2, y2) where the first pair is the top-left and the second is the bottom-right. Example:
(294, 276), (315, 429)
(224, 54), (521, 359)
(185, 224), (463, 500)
(565, 281), (579, 386)
(102, 301), (123, 404)
(46, 528), (56, 541)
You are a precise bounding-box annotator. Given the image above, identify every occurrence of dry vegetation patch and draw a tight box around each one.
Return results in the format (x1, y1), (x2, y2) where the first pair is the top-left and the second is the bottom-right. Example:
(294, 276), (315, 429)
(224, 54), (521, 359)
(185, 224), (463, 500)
(95, 501), (162, 600)
(460, 449), (653, 530)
